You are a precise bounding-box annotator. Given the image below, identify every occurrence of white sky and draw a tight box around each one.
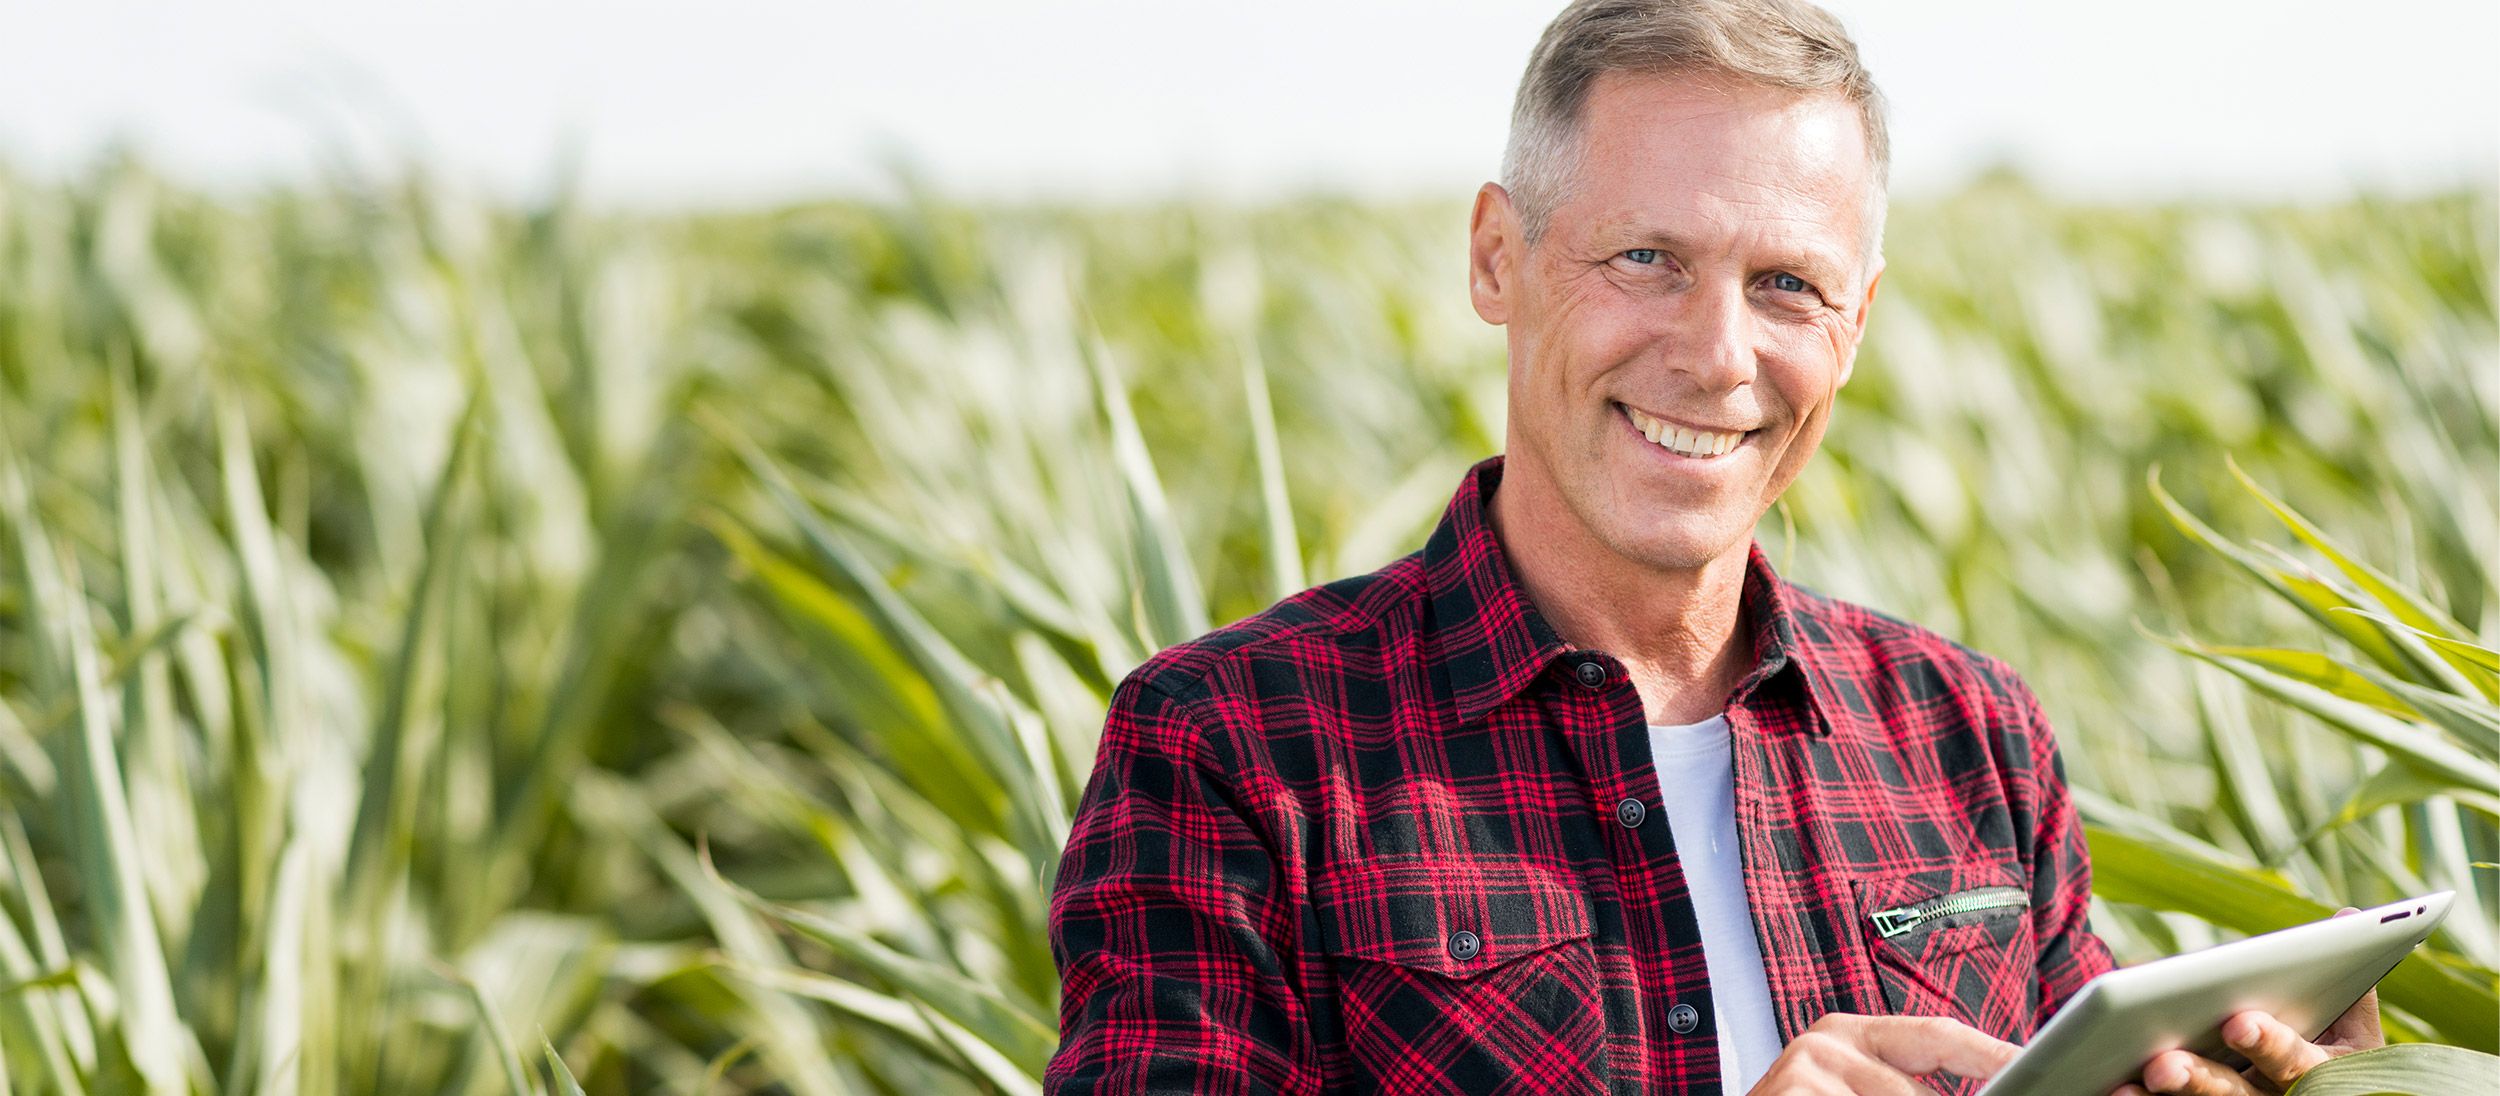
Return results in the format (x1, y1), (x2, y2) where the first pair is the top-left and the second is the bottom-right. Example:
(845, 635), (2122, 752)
(4, 0), (2495, 207)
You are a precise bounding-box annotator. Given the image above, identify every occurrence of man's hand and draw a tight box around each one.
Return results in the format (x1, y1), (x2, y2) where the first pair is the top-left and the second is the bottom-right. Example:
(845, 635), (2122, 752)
(2115, 908), (2388, 1096)
(1748, 1013), (2020, 1094)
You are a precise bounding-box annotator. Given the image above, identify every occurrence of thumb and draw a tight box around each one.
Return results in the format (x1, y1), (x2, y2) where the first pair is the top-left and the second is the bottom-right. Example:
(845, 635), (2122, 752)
(2321, 907), (2386, 1050)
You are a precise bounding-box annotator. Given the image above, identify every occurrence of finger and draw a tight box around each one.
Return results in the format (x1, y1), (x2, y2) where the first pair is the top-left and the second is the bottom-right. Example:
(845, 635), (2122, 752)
(1778, 1022), (1941, 1096)
(1852, 1015), (2022, 1079)
(1832, 1057), (1937, 1096)
(2313, 909), (2389, 1052)
(2141, 1049), (2263, 1096)
(2320, 987), (2385, 1051)
(2222, 1010), (2331, 1083)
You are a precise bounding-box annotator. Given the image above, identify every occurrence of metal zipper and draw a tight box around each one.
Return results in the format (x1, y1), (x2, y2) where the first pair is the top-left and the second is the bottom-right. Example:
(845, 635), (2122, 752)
(1870, 886), (2028, 939)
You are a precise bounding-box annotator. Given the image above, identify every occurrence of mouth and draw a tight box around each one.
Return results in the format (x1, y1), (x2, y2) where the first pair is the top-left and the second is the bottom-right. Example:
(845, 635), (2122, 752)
(1616, 402), (1753, 461)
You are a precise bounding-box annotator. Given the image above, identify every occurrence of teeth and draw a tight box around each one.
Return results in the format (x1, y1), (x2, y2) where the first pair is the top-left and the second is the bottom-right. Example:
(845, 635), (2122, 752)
(1624, 405), (1743, 459)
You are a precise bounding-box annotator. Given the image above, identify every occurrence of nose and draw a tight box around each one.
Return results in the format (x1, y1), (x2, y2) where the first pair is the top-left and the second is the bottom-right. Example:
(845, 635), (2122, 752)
(1667, 280), (1757, 393)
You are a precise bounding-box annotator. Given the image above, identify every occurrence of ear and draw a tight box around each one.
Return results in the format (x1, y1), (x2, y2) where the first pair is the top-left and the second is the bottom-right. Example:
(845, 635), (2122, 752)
(1836, 260), (1883, 388)
(1468, 182), (1520, 325)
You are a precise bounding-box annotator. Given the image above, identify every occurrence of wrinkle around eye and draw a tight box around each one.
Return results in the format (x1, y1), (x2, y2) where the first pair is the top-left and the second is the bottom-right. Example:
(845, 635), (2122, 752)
(1754, 271), (1841, 313)
(1754, 286), (1837, 320)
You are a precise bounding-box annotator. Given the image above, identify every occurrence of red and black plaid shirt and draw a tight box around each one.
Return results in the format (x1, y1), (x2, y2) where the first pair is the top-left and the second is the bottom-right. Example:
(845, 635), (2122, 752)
(1046, 456), (2115, 1095)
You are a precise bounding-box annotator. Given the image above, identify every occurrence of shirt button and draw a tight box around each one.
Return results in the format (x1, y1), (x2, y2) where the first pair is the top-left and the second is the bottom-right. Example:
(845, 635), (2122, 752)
(1448, 930), (1482, 961)
(1615, 798), (1646, 828)
(1667, 1002), (1700, 1034)
(1573, 659), (1607, 688)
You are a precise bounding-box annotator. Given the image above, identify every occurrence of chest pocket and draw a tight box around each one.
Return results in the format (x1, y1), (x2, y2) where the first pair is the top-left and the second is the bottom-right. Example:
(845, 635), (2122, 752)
(1853, 859), (2042, 1061)
(1312, 859), (1608, 1095)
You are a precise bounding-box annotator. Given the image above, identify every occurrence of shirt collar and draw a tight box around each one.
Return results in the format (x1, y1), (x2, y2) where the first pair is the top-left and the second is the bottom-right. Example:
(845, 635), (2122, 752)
(1422, 454), (1858, 736)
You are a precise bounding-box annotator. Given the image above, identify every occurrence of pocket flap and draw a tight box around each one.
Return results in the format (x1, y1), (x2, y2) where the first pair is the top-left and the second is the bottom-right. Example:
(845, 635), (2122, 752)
(1313, 860), (1593, 980)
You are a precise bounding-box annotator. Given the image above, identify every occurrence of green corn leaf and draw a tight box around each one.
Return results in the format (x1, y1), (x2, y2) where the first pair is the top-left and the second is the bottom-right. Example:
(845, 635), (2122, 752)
(2285, 1043), (2500, 1094)
(449, 964), (535, 1096)
(2085, 821), (2311, 923)
(2409, 632), (2500, 675)
(2149, 469), (2416, 680)
(26, 507), (190, 1094)
(1242, 343), (1306, 600)
(2220, 459), (2483, 696)
(811, 484), (1125, 683)
(2163, 638), (2500, 795)
(15, 611), (201, 743)
(697, 847), (1057, 1073)
(720, 423), (1031, 758)
(2194, 644), (2415, 717)
(1085, 336), (1209, 649)
(2315, 597), (2492, 704)
(2295, 763), (2500, 852)
(543, 1040), (586, 1096)
(708, 514), (1008, 835)
(575, 775), (850, 1096)
(2228, 457), (2477, 645)
(2191, 659), (2305, 867)
(2334, 608), (2500, 702)
(0, 815), (85, 1091)
(343, 388), (482, 902)
(722, 961), (1044, 1096)
(700, 1035), (761, 1092)
(2353, 667), (2500, 762)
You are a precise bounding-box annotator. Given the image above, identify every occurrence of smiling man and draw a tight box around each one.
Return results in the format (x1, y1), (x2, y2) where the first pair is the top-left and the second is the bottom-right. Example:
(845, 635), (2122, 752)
(1044, 1), (2380, 1093)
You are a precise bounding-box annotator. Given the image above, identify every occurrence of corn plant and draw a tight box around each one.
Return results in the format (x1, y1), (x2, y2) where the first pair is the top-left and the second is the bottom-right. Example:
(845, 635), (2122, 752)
(2076, 462), (2498, 1051)
(0, 153), (2490, 1092)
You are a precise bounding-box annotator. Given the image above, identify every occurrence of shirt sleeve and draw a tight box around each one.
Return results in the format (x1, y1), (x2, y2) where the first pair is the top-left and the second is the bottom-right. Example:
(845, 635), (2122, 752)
(1044, 671), (1319, 1095)
(2012, 677), (2119, 1030)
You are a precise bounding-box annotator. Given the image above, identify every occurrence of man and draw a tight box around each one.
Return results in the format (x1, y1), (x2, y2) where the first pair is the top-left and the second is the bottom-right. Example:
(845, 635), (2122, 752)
(1045, 1), (2383, 1092)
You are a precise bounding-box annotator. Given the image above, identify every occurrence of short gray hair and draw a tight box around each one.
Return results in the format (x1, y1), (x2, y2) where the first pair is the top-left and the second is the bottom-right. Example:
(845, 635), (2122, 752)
(1501, 0), (1891, 265)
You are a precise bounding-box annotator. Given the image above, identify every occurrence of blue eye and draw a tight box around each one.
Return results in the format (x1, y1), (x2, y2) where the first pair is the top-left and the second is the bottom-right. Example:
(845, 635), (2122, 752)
(1623, 249), (1661, 264)
(1769, 273), (1811, 293)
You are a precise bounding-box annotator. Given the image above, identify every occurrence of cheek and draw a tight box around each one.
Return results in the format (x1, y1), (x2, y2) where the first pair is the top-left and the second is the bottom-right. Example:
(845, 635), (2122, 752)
(1548, 296), (1654, 386)
(1768, 323), (1853, 415)
(1821, 319), (1858, 383)
(1518, 295), (1638, 416)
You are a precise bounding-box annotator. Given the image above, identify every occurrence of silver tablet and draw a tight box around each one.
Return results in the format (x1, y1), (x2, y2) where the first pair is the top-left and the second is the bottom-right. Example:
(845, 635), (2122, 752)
(1975, 891), (2454, 1096)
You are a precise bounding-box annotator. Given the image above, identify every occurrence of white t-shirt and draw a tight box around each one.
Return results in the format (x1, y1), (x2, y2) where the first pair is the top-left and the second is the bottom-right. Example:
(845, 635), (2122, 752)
(1648, 714), (1785, 1094)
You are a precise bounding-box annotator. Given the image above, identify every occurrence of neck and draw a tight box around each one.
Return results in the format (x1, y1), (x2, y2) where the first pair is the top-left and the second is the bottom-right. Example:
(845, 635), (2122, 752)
(1488, 460), (1755, 726)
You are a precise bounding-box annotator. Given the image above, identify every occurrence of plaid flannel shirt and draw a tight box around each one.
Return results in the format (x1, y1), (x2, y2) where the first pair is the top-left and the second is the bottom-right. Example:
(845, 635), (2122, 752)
(1046, 455), (2115, 1095)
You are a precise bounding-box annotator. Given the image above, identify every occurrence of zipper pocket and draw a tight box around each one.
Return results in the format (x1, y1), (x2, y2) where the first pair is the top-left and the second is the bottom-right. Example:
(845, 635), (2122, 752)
(1869, 885), (2027, 939)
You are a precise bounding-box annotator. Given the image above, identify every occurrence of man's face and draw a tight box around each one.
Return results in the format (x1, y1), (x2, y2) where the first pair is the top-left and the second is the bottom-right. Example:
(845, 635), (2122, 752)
(1470, 71), (1882, 573)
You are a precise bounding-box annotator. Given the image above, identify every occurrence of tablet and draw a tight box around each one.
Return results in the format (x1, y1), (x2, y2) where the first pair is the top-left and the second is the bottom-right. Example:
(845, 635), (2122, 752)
(1974, 891), (2454, 1096)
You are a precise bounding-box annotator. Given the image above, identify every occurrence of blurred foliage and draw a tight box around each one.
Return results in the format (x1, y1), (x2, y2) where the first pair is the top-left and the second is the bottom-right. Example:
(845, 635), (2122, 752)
(0, 154), (2491, 1091)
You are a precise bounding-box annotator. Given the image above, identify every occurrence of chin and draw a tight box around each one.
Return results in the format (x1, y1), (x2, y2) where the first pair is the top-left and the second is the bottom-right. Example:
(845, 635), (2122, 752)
(1596, 513), (1745, 574)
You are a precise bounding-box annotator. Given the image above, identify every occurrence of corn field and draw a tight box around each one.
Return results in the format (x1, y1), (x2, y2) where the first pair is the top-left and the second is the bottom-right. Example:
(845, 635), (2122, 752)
(0, 157), (2493, 1092)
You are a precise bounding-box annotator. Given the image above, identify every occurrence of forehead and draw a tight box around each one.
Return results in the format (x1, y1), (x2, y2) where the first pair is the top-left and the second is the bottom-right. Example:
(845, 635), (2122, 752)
(1561, 71), (1872, 257)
